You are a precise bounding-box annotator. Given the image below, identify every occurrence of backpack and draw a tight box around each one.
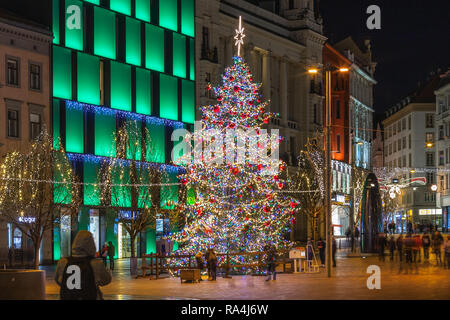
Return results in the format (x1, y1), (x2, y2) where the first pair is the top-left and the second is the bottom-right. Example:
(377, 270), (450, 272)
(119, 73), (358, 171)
(60, 257), (98, 300)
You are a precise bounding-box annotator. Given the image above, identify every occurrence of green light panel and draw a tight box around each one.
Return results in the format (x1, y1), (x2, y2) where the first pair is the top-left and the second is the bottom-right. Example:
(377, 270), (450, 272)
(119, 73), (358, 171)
(77, 52), (100, 105)
(161, 171), (178, 209)
(135, 0), (151, 22)
(53, 226), (61, 260)
(78, 208), (90, 231)
(159, 74), (178, 121)
(65, 0), (83, 50)
(190, 38), (195, 81)
(187, 187), (195, 205)
(53, 46), (72, 100)
(138, 166), (151, 209)
(136, 68), (151, 115)
(110, 0), (131, 16)
(94, 6), (116, 60)
(84, 161), (100, 206)
(52, 0), (60, 44)
(95, 113), (116, 157)
(65, 107), (84, 153)
(146, 122), (165, 163)
(145, 24), (164, 72)
(181, 80), (195, 124)
(126, 17), (141, 66)
(111, 61), (132, 111)
(84, 0), (99, 4)
(53, 99), (61, 150)
(173, 33), (186, 78)
(54, 162), (72, 205)
(146, 229), (156, 254)
(181, 0), (194, 37)
(112, 166), (131, 208)
(159, 0), (178, 32)
(126, 120), (142, 161)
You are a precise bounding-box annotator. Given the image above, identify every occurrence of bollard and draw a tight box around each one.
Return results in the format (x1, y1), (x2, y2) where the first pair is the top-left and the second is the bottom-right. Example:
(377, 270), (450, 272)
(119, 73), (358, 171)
(0, 270), (46, 300)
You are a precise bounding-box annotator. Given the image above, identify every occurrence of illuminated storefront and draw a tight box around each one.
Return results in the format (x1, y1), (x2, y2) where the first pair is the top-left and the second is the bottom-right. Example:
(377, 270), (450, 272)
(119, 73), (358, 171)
(51, 0), (195, 261)
(331, 161), (351, 236)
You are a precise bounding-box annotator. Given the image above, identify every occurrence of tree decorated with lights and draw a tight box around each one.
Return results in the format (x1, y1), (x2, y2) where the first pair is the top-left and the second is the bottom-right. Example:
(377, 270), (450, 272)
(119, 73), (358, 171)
(169, 18), (300, 265)
(0, 129), (81, 269)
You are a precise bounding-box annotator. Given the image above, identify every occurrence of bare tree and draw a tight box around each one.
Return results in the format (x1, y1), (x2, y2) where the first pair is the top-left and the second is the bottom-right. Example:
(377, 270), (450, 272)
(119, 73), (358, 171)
(0, 129), (81, 269)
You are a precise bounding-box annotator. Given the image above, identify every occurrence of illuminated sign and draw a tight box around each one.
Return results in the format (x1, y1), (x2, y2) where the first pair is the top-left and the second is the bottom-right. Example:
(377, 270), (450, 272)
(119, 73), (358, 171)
(156, 219), (164, 233)
(18, 217), (36, 224)
(419, 209), (442, 216)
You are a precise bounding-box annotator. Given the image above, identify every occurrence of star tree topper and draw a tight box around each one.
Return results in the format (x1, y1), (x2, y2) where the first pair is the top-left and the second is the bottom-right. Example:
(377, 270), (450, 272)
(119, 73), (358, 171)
(234, 16), (245, 57)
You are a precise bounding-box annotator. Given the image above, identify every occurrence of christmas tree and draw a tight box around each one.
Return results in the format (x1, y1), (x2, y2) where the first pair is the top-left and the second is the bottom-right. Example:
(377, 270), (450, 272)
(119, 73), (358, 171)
(169, 56), (299, 266)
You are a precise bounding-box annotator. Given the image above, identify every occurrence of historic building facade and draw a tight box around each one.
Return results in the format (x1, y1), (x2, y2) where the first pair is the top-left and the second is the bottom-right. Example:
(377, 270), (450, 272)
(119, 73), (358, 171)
(0, 12), (52, 265)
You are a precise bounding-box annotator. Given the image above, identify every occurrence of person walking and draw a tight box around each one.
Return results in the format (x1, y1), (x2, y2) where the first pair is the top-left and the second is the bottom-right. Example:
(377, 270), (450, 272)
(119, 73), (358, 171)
(107, 241), (115, 271)
(422, 233), (431, 261)
(207, 248), (217, 281)
(432, 231), (444, 265)
(396, 234), (404, 262)
(413, 235), (422, 263)
(388, 236), (396, 261)
(316, 238), (325, 267)
(55, 231), (112, 300)
(332, 237), (337, 267)
(376, 233), (387, 262)
(265, 245), (277, 281)
(444, 236), (450, 269)
(100, 242), (108, 267)
(404, 234), (414, 264)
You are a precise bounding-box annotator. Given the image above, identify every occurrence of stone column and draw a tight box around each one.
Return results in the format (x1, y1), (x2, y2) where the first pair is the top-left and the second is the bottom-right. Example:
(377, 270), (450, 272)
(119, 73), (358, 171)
(262, 51), (271, 105)
(280, 58), (288, 125)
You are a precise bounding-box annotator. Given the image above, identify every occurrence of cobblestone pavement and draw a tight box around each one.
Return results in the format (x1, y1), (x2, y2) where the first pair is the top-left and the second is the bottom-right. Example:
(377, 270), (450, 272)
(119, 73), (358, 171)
(44, 251), (450, 300)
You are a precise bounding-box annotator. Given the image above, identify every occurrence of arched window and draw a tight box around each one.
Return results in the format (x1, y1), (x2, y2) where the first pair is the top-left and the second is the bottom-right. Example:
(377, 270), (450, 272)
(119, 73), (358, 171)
(13, 228), (22, 249)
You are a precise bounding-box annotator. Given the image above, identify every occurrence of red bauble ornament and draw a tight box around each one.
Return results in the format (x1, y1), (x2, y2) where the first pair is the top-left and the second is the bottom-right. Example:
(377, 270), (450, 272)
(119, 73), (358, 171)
(231, 167), (239, 175)
(264, 206), (271, 213)
(245, 217), (249, 221)
(257, 164), (263, 171)
(278, 183), (284, 189)
(234, 86), (240, 93)
(241, 113), (247, 119)
(230, 76), (235, 81)
(249, 77), (253, 82)
(214, 106), (220, 113)
(249, 100), (253, 105)
(229, 122), (236, 129)
(290, 202), (298, 208)
(274, 175), (279, 181)
(264, 221), (270, 227)
(217, 96), (223, 102)
(264, 118), (270, 124)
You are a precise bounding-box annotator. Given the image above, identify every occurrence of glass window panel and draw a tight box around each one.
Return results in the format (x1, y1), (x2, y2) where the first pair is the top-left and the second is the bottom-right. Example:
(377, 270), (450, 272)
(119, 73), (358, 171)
(126, 120), (142, 161)
(84, 161), (100, 206)
(145, 24), (164, 72)
(110, 0), (131, 16)
(65, 0), (83, 50)
(84, 0), (99, 4)
(181, 80), (195, 124)
(112, 166), (131, 208)
(126, 17), (141, 66)
(159, 74), (178, 121)
(135, 0), (151, 22)
(146, 122), (165, 163)
(77, 52), (100, 105)
(173, 33), (186, 78)
(65, 107), (84, 153)
(136, 68), (151, 115)
(53, 0), (60, 44)
(181, 0), (194, 37)
(110, 61), (132, 111)
(94, 6), (116, 59)
(53, 46), (72, 99)
(95, 113), (116, 157)
(159, 0), (178, 32)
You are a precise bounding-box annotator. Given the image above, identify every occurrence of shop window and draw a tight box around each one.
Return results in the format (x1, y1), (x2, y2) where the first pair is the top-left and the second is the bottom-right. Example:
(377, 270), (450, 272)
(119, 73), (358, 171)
(77, 52), (100, 105)
(65, 107), (84, 153)
(65, 0), (84, 51)
(60, 213), (71, 258)
(89, 209), (100, 251)
(146, 121), (165, 163)
(159, 74), (178, 121)
(110, 0), (131, 16)
(181, 0), (194, 37)
(135, 0), (151, 22)
(30, 113), (42, 140)
(84, 161), (101, 206)
(181, 80), (195, 124)
(145, 24), (165, 72)
(30, 63), (42, 90)
(336, 134), (341, 153)
(159, 0), (178, 32)
(136, 68), (151, 116)
(53, 46), (72, 100)
(95, 112), (116, 157)
(94, 6), (116, 60)
(173, 33), (187, 78)
(126, 17), (142, 66)
(110, 61), (132, 111)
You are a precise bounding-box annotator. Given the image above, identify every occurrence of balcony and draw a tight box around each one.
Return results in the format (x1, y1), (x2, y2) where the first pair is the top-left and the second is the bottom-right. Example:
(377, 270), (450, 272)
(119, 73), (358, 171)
(287, 120), (298, 130)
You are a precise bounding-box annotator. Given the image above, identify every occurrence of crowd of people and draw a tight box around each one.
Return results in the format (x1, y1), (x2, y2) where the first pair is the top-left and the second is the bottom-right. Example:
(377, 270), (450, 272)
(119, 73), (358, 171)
(194, 248), (218, 281)
(385, 221), (444, 235)
(375, 231), (450, 268)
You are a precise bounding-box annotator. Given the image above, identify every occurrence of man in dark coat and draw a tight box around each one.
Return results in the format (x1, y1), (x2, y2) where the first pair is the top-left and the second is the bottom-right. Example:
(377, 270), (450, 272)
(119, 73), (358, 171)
(265, 245), (277, 281)
(107, 241), (115, 271)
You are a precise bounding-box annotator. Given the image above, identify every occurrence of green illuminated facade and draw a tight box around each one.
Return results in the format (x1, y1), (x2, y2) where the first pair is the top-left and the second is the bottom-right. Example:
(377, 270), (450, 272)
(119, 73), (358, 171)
(51, 0), (195, 260)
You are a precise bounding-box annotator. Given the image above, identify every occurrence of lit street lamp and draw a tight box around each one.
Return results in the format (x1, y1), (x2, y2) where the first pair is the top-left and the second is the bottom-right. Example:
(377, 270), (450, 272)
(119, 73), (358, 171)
(308, 65), (349, 278)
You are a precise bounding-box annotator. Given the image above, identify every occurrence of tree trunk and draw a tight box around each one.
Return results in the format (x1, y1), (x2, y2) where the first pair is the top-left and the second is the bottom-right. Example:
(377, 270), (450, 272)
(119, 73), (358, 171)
(33, 241), (41, 270)
(130, 235), (136, 258)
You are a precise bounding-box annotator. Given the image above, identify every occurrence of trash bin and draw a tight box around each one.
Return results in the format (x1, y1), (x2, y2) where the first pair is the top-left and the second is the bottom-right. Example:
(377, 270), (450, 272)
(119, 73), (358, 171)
(0, 270), (46, 300)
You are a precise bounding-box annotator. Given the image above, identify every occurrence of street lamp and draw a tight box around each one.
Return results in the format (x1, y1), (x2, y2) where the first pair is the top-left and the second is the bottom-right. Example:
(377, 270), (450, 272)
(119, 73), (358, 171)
(308, 65), (349, 278)
(431, 184), (438, 230)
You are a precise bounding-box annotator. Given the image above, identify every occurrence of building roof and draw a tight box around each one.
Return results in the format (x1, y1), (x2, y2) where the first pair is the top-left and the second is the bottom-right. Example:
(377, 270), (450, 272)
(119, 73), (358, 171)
(0, 9), (51, 36)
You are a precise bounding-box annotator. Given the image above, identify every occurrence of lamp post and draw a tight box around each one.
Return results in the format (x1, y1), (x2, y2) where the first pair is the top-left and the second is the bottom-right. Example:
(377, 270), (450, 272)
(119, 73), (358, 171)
(431, 184), (438, 231)
(308, 65), (349, 277)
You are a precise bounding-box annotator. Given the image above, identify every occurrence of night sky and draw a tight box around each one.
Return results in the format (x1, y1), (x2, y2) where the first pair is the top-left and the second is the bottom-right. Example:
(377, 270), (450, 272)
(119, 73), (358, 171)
(2, 0), (449, 123)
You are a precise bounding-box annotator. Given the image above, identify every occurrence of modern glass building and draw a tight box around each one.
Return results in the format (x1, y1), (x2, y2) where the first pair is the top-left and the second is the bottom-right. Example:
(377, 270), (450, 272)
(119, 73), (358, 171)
(51, 0), (195, 260)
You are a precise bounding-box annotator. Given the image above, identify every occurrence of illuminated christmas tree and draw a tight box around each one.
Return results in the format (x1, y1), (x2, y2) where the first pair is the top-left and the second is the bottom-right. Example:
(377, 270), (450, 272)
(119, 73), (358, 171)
(169, 54), (300, 265)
